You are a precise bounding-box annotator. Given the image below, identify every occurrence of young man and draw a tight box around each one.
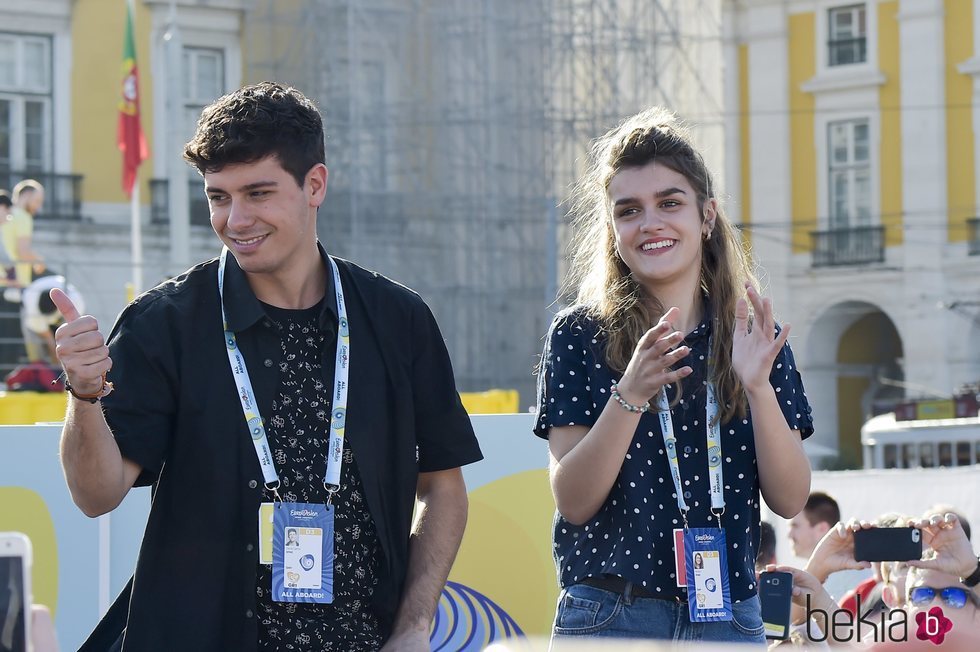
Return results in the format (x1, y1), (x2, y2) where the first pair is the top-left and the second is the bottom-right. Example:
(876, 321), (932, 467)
(788, 491), (841, 561)
(52, 82), (483, 652)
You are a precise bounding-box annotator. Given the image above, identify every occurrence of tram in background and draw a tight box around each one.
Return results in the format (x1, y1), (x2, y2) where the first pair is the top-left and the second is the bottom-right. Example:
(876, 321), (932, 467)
(861, 391), (980, 469)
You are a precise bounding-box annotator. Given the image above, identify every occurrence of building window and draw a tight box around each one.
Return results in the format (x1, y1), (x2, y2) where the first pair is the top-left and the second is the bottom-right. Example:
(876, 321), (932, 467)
(968, 218), (980, 255)
(183, 47), (225, 142)
(938, 442), (953, 467)
(901, 443), (917, 468)
(828, 119), (871, 229)
(882, 443), (897, 469)
(957, 441), (973, 466)
(0, 33), (52, 173)
(182, 47), (224, 225)
(918, 442), (935, 468)
(828, 5), (867, 66)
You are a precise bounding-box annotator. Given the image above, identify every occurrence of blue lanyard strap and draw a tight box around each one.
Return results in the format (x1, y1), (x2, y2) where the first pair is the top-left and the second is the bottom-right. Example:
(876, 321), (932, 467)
(217, 248), (350, 503)
(324, 257), (350, 498)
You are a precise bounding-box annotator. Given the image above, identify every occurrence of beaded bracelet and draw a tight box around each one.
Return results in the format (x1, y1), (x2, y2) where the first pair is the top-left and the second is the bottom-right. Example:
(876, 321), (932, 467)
(64, 375), (114, 404)
(610, 382), (651, 414)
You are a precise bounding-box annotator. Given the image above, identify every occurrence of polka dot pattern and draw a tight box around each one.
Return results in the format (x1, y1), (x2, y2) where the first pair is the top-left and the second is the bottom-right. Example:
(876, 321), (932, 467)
(534, 306), (814, 602)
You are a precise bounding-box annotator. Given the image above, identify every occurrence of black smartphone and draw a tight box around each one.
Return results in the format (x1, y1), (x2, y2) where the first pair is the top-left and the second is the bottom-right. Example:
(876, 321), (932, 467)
(759, 570), (793, 640)
(853, 527), (922, 562)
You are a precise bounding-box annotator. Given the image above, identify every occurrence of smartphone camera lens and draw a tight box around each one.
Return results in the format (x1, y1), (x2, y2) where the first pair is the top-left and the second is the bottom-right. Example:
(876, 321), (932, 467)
(912, 530), (921, 542)
(771, 577), (780, 585)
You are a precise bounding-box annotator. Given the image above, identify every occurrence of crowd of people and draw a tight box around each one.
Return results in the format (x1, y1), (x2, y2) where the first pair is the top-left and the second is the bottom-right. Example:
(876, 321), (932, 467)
(5, 80), (976, 651)
(758, 496), (980, 650)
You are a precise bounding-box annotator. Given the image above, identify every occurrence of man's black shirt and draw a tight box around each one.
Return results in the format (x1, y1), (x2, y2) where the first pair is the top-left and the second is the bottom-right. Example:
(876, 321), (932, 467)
(254, 299), (384, 651)
(80, 245), (483, 652)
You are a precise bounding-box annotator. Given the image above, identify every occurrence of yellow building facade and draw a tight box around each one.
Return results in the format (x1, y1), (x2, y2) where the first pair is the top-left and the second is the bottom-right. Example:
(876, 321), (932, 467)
(1, 1), (244, 218)
(0, 0), (247, 353)
(727, 0), (980, 468)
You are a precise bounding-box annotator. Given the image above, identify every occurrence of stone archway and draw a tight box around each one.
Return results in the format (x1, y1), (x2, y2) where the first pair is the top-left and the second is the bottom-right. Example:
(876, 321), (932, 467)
(806, 301), (903, 469)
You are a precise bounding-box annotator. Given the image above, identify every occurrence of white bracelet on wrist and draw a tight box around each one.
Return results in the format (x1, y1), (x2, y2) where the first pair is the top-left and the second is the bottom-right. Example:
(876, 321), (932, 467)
(610, 382), (651, 414)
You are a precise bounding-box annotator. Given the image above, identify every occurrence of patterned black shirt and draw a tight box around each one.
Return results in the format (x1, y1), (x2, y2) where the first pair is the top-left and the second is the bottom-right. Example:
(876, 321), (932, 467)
(255, 301), (383, 652)
(534, 306), (813, 603)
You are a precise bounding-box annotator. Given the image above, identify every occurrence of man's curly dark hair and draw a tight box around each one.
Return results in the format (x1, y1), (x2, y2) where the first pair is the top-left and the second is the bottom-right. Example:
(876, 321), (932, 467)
(183, 81), (325, 187)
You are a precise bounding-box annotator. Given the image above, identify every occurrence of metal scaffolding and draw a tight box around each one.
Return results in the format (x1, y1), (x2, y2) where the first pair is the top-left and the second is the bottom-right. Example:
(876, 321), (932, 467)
(242, 0), (725, 404)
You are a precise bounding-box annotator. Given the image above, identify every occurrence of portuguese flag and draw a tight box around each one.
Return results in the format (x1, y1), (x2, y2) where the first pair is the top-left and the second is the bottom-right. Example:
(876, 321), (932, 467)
(118, 0), (148, 197)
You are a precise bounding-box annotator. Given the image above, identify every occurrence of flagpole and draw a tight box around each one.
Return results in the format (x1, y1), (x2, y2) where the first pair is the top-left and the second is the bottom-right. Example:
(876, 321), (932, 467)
(131, 178), (143, 294)
(165, 0), (189, 274)
(121, 0), (145, 296)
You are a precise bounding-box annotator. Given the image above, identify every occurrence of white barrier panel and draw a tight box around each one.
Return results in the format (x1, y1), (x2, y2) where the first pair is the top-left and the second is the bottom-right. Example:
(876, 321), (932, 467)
(0, 424), (149, 652)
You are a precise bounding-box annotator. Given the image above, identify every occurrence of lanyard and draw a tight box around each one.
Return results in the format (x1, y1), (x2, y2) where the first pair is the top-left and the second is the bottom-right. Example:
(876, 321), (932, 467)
(655, 346), (725, 529)
(218, 248), (350, 502)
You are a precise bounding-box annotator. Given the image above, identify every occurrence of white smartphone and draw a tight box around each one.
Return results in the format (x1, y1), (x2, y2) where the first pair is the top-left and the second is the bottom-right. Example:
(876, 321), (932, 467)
(0, 532), (32, 652)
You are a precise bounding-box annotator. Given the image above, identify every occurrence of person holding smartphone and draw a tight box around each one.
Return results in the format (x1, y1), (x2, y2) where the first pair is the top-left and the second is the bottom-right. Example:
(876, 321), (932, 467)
(909, 513), (980, 601)
(773, 513), (980, 648)
(534, 107), (813, 644)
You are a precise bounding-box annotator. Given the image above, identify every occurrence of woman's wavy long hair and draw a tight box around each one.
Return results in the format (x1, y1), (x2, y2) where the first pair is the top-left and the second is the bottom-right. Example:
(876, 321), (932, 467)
(565, 107), (758, 422)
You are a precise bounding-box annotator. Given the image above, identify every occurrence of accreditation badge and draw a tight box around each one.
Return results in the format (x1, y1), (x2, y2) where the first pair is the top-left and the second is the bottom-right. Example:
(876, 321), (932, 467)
(258, 502), (275, 564)
(683, 527), (733, 622)
(272, 502), (334, 604)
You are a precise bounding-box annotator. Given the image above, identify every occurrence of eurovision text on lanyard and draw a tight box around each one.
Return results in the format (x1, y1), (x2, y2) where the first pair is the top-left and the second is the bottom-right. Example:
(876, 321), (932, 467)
(218, 249), (347, 604)
(216, 247), (351, 504)
(654, 348), (734, 623)
(655, 348), (725, 530)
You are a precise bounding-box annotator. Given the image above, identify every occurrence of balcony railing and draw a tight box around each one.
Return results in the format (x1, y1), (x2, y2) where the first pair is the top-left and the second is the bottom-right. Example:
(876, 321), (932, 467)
(149, 179), (211, 226)
(811, 225), (885, 267)
(829, 37), (866, 66)
(968, 218), (980, 256)
(0, 169), (83, 220)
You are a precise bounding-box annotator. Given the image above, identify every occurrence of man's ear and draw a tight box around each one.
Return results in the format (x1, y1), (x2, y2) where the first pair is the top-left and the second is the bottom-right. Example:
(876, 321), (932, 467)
(307, 164), (329, 207)
(882, 583), (902, 608)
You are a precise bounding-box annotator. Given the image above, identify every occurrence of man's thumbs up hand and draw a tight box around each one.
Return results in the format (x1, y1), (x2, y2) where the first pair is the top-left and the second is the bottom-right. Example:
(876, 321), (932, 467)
(50, 288), (112, 398)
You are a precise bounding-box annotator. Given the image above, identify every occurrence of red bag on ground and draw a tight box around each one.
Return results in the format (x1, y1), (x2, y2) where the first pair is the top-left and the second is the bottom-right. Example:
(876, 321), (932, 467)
(4, 361), (64, 392)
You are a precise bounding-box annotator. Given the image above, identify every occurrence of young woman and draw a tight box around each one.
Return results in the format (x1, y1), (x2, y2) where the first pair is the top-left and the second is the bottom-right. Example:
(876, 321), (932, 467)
(534, 107), (813, 644)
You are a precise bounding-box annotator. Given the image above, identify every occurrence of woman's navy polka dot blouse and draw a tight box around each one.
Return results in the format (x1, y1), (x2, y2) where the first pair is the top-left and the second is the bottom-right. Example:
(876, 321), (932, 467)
(534, 306), (814, 603)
